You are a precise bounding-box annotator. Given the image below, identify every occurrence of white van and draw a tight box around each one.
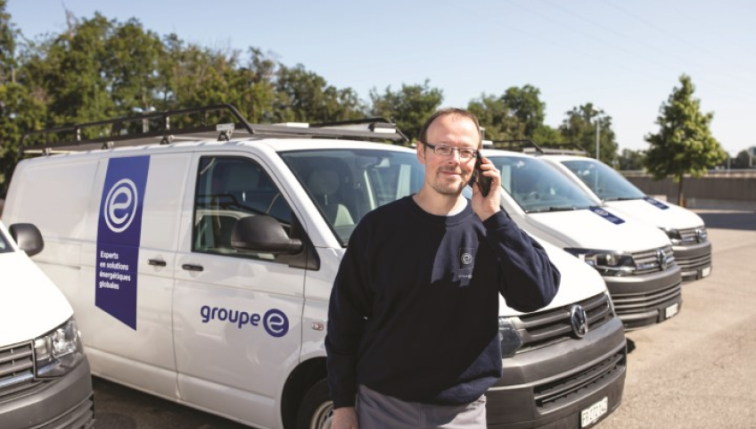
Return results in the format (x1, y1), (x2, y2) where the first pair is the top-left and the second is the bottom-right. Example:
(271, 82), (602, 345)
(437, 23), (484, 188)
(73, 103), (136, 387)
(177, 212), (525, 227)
(537, 154), (711, 282)
(0, 220), (94, 428)
(483, 149), (683, 330)
(3, 106), (626, 429)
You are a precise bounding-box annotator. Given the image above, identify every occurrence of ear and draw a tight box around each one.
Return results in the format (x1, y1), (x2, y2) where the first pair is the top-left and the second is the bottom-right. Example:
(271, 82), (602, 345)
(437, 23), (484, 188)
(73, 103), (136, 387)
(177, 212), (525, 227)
(416, 142), (427, 165)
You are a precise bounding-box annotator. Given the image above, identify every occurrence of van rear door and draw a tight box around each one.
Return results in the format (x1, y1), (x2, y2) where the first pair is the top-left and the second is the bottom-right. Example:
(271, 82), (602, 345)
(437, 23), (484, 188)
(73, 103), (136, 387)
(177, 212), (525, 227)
(82, 153), (189, 400)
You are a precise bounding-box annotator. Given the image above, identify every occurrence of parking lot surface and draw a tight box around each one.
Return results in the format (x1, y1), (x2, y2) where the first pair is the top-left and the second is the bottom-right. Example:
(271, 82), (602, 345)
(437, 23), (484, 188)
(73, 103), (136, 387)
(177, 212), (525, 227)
(600, 210), (756, 429)
(92, 210), (756, 429)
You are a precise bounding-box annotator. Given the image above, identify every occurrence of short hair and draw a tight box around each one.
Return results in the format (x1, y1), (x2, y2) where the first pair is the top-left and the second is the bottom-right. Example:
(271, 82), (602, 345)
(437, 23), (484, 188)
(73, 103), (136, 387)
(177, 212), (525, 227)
(418, 108), (483, 149)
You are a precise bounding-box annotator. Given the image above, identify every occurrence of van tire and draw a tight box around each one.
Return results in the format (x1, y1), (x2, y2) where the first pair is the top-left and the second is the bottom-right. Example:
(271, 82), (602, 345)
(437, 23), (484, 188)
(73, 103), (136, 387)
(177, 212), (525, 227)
(296, 379), (333, 429)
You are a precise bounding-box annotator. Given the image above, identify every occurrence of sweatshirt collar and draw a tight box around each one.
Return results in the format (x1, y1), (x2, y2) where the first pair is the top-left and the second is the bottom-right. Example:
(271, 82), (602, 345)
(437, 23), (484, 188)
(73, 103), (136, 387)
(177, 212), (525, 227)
(405, 195), (474, 226)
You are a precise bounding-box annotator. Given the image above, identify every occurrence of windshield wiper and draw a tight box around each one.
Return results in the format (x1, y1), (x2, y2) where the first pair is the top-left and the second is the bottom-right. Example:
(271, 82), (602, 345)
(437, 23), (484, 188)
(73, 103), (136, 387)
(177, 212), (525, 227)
(603, 197), (643, 202)
(528, 206), (579, 213)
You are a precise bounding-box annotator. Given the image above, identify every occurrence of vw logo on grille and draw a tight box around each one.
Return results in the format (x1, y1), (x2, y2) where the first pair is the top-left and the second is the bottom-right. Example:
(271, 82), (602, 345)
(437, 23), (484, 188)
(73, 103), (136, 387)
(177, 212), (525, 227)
(657, 248), (669, 270)
(695, 228), (707, 243)
(570, 305), (588, 338)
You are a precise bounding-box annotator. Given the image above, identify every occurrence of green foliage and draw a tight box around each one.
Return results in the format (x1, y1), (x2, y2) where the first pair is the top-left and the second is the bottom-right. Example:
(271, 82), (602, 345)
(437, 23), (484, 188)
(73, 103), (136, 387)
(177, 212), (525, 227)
(467, 93), (522, 141)
(0, 0), (17, 81)
(276, 64), (365, 123)
(644, 75), (727, 204)
(618, 149), (646, 171)
(502, 85), (545, 138)
(729, 150), (753, 169)
(559, 103), (618, 166)
(0, 9), (377, 194)
(531, 125), (563, 146)
(468, 85), (558, 149)
(370, 80), (443, 141)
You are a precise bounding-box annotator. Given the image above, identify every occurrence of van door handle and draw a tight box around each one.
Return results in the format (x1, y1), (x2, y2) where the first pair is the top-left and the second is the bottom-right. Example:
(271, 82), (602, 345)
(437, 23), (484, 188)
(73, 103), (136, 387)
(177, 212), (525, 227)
(182, 264), (204, 272)
(148, 259), (167, 267)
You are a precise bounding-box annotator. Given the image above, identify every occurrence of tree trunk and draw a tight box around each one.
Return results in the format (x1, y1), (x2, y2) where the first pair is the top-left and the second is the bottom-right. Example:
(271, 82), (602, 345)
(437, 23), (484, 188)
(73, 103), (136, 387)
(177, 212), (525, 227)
(677, 174), (685, 207)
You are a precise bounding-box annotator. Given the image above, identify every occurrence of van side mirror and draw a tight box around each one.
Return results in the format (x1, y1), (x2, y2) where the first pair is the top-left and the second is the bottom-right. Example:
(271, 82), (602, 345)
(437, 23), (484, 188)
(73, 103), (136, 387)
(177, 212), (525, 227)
(9, 223), (45, 257)
(231, 215), (303, 254)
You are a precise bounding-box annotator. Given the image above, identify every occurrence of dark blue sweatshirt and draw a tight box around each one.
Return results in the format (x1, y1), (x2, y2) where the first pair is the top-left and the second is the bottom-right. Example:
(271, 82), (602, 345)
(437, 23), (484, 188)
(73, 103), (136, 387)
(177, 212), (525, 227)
(325, 196), (560, 408)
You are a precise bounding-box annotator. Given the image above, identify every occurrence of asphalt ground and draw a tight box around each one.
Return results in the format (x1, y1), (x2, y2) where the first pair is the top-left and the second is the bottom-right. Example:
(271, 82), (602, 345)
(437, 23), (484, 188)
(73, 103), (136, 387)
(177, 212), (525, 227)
(600, 209), (756, 429)
(91, 209), (756, 429)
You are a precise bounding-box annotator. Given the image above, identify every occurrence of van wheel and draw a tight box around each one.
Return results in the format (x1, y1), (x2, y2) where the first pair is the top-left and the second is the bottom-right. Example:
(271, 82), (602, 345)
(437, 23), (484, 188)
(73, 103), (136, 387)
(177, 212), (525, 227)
(296, 379), (333, 429)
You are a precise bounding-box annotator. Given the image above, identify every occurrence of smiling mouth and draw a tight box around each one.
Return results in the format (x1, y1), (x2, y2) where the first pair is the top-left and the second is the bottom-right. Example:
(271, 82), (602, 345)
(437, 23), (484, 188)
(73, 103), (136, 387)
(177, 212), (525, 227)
(440, 169), (462, 176)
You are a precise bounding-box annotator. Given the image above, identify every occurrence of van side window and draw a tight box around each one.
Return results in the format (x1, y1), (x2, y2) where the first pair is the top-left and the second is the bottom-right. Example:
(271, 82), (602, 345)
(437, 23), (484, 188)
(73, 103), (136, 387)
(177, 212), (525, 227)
(193, 157), (293, 261)
(0, 229), (11, 253)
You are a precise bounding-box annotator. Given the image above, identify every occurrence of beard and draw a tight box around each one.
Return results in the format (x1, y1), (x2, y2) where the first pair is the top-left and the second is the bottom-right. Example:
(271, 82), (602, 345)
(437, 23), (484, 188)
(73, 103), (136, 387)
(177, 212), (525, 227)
(429, 168), (470, 196)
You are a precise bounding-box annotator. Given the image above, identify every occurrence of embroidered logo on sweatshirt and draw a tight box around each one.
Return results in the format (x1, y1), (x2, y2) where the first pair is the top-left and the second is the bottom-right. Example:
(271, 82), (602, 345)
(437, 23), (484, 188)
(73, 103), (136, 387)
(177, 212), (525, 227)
(458, 247), (476, 285)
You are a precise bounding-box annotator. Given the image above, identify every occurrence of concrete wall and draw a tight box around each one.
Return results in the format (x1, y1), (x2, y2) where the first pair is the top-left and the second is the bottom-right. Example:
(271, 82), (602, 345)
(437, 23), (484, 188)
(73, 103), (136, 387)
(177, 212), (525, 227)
(624, 174), (756, 211)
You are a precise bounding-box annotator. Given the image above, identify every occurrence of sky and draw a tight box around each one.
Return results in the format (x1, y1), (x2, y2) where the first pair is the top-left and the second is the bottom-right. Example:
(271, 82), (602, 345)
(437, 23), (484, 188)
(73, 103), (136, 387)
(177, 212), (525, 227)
(6, 0), (756, 155)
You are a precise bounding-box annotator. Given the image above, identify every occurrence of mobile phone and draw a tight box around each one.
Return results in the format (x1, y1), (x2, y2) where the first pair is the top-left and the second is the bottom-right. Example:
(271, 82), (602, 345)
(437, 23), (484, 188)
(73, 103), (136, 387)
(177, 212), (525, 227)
(475, 156), (492, 197)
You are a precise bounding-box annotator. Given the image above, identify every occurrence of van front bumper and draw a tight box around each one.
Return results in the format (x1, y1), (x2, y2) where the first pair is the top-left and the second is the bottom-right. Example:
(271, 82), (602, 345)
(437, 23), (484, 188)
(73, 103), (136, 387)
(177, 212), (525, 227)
(604, 265), (683, 330)
(673, 241), (712, 282)
(486, 316), (626, 428)
(0, 357), (94, 429)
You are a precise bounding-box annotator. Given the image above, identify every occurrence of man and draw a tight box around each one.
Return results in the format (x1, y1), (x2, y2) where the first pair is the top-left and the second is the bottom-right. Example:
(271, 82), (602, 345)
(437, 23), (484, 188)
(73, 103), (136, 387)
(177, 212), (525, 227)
(326, 108), (560, 428)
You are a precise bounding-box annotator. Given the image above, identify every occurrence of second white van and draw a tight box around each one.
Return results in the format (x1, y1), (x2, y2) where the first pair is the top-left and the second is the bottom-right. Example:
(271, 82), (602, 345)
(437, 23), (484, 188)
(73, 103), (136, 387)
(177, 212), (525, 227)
(539, 154), (712, 282)
(483, 149), (683, 330)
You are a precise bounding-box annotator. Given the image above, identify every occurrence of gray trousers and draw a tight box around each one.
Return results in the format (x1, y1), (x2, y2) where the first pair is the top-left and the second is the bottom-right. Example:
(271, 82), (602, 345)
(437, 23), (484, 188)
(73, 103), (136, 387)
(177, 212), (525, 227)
(356, 385), (487, 429)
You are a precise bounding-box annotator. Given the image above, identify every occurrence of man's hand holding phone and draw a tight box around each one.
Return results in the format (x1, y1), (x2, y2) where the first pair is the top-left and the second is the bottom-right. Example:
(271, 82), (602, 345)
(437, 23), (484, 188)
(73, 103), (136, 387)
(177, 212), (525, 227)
(472, 154), (501, 222)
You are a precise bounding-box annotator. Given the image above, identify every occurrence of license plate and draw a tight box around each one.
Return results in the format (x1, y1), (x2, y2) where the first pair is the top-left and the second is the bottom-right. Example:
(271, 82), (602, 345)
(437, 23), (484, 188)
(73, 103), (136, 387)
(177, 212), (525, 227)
(702, 267), (711, 277)
(581, 397), (608, 428)
(665, 303), (679, 319)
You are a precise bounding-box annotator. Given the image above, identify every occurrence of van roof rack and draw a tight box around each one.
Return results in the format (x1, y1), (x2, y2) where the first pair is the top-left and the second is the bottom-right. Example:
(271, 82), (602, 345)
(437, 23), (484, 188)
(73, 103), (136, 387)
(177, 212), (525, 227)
(492, 139), (590, 156)
(20, 104), (408, 156)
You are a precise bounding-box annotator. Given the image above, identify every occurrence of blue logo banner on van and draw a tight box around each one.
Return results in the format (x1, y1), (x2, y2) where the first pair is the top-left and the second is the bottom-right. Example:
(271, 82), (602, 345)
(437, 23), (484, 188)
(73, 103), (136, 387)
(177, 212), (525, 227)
(643, 197), (670, 210)
(96, 156), (150, 330)
(589, 206), (625, 225)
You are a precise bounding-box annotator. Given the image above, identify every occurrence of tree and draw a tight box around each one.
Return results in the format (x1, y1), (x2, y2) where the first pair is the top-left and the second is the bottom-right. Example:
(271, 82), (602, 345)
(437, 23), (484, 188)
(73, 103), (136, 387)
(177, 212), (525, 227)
(370, 80), (443, 142)
(531, 125), (563, 147)
(501, 84), (545, 138)
(276, 64), (365, 124)
(559, 103), (618, 166)
(644, 75), (727, 206)
(467, 93), (522, 142)
(618, 149), (645, 171)
(729, 149), (753, 169)
(0, 0), (46, 196)
(468, 85), (555, 146)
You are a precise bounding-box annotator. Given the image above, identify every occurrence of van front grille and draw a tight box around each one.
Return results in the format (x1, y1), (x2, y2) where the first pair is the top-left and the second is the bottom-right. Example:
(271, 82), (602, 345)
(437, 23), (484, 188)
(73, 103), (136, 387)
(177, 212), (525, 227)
(612, 282), (682, 315)
(0, 341), (38, 399)
(676, 253), (712, 272)
(514, 293), (613, 353)
(679, 227), (707, 245)
(534, 349), (626, 411)
(632, 245), (674, 275)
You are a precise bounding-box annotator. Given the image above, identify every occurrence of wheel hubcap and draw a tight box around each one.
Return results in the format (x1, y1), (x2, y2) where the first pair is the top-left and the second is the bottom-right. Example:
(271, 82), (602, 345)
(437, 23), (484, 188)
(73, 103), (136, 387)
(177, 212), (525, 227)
(310, 401), (334, 429)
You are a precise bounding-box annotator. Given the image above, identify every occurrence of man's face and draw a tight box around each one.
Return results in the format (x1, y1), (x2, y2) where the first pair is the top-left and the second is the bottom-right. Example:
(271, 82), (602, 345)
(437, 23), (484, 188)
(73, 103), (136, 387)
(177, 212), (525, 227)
(417, 114), (479, 196)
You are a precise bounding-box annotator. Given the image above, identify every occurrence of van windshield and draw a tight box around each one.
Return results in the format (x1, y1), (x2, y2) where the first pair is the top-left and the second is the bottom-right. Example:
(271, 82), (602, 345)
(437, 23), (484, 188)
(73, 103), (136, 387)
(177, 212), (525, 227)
(280, 149), (425, 246)
(561, 159), (646, 201)
(0, 227), (12, 253)
(487, 155), (596, 213)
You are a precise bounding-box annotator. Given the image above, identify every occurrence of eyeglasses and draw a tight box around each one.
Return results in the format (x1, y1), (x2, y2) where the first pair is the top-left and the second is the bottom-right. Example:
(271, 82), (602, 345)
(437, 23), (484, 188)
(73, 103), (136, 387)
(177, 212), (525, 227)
(422, 142), (478, 160)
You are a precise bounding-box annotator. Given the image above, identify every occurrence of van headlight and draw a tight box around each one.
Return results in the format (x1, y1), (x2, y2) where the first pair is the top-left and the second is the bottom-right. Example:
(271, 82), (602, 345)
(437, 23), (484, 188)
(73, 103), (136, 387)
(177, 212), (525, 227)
(661, 228), (683, 245)
(498, 317), (523, 358)
(564, 248), (636, 277)
(34, 318), (85, 378)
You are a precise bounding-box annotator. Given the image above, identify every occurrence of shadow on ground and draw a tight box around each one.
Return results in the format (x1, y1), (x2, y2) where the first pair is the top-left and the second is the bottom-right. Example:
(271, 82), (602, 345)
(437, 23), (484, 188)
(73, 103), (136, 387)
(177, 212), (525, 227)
(696, 211), (756, 231)
(94, 377), (251, 429)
